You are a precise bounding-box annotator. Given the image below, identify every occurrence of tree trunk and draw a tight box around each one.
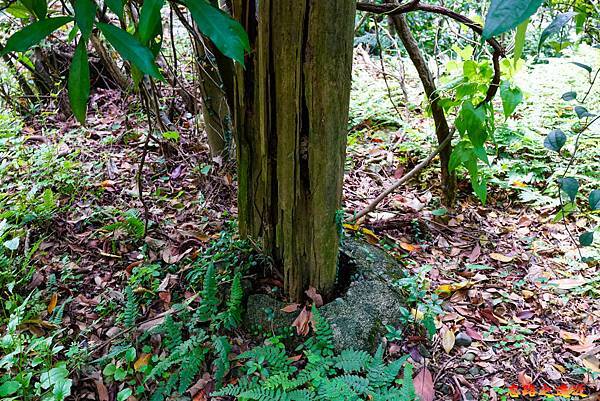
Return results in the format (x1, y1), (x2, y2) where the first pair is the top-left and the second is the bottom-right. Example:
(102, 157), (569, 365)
(231, 0), (355, 301)
(392, 14), (457, 206)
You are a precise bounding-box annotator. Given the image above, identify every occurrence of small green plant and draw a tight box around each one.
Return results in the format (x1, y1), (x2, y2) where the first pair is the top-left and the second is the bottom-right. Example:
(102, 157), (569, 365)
(214, 306), (417, 401)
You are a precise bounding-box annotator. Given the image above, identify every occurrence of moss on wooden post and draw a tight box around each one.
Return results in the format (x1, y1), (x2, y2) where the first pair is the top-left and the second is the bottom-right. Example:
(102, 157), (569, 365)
(231, 0), (355, 301)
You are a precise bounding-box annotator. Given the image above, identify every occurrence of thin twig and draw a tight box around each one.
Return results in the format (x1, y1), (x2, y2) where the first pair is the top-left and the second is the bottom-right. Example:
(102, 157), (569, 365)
(349, 130), (454, 222)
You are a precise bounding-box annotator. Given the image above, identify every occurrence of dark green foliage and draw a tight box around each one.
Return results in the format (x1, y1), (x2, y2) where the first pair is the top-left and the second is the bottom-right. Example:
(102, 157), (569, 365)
(215, 271), (244, 330)
(123, 286), (138, 329)
(212, 335), (231, 388)
(213, 311), (416, 401)
(195, 263), (219, 322)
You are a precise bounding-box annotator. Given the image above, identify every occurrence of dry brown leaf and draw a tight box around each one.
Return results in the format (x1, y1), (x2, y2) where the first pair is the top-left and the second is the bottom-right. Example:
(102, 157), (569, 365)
(400, 242), (419, 252)
(134, 353), (152, 371)
(292, 307), (312, 336)
(440, 325), (455, 353)
(413, 367), (435, 401)
(549, 278), (587, 290)
(305, 287), (324, 307)
(464, 326), (484, 341)
(94, 378), (109, 401)
(582, 355), (600, 373)
(518, 370), (532, 386)
(281, 303), (300, 313)
(490, 253), (514, 263)
(47, 293), (58, 314)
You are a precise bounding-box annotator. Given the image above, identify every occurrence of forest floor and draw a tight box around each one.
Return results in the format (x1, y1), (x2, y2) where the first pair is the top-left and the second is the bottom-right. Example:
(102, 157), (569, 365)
(1, 45), (599, 401)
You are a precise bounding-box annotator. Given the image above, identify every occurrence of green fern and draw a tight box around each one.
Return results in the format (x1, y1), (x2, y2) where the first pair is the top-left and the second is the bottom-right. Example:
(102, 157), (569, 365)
(123, 286), (138, 329)
(178, 345), (207, 394)
(334, 349), (372, 373)
(212, 335), (231, 389)
(216, 271), (244, 329)
(195, 263), (219, 322)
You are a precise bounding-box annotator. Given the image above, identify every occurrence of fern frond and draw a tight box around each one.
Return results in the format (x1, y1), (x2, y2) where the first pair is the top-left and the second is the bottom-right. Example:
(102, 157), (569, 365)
(178, 346), (207, 394)
(334, 349), (372, 373)
(238, 388), (286, 401)
(195, 263), (219, 322)
(123, 286), (138, 329)
(223, 271), (243, 329)
(213, 335), (231, 389)
(287, 389), (313, 401)
(239, 345), (292, 376)
(162, 315), (183, 351)
(310, 305), (334, 355)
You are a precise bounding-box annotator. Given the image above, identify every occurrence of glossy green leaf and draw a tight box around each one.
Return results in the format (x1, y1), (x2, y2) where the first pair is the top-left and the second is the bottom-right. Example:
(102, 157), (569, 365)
(105, 0), (124, 20)
(138, 0), (164, 44)
(559, 177), (579, 202)
(574, 105), (595, 119)
(570, 62), (592, 74)
(514, 19), (528, 66)
(0, 17), (73, 56)
(543, 129), (566, 152)
(538, 12), (576, 52)
(589, 190), (600, 211)
(68, 40), (91, 124)
(459, 101), (487, 148)
(97, 23), (163, 79)
(0, 381), (21, 397)
(21, 0), (47, 20)
(74, 0), (96, 40)
(579, 231), (594, 246)
(500, 80), (523, 118)
(482, 0), (543, 40)
(561, 91), (577, 101)
(185, 0), (250, 65)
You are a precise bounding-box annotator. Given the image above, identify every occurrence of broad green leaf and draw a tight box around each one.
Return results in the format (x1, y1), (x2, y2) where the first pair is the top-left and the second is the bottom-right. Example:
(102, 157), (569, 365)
(538, 12), (576, 52)
(514, 19), (528, 66)
(0, 17), (73, 55)
(138, 0), (164, 44)
(589, 190), (600, 210)
(68, 40), (91, 123)
(459, 101), (487, 148)
(6, 2), (32, 18)
(559, 177), (579, 202)
(579, 231), (594, 246)
(500, 80), (523, 118)
(0, 381), (21, 397)
(117, 388), (132, 401)
(105, 0), (124, 20)
(21, 0), (47, 20)
(185, 0), (250, 65)
(543, 129), (566, 152)
(570, 62), (592, 74)
(482, 0), (543, 40)
(574, 106), (595, 119)
(97, 23), (163, 79)
(74, 0), (96, 40)
(561, 91), (577, 101)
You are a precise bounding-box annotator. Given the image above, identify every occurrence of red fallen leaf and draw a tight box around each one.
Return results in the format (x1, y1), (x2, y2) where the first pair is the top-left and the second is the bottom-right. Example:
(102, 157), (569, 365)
(305, 286), (323, 307)
(413, 367), (435, 401)
(516, 310), (535, 320)
(158, 291), (171, 304)
(480, 308), (501, 325)
(287, 354), (303, 362)
(281, 303), (300, 313)
(292, 307), (312, 336)
(464, 326), (483, 341)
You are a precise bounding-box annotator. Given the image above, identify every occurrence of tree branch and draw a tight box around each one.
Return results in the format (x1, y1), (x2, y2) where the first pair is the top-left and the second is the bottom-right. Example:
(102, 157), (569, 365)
(356, 1), (505, 105)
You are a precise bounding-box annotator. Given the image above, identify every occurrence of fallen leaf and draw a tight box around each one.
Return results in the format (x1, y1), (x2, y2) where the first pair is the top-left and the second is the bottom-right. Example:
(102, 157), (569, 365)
(435, 281), (471, 296)
(400, 242), (419, 252)
(518, 370), (532, 386)
(413, 367), (435, 401)
(47, 293), (58, 314)
(516, 310), (535, 320)
(441, 326), (455, 353)
(292, 307), (312, 336)
(464, 326), (484, 341)
(549, 278), (587, 290)
(134, 353), (152, 371)
(490, 253), (514, 263)
(305, 287), (323, 308)
(582, 355), (600, 373)
(281, 303), (300, 313)
(95, 378), (109, 401)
